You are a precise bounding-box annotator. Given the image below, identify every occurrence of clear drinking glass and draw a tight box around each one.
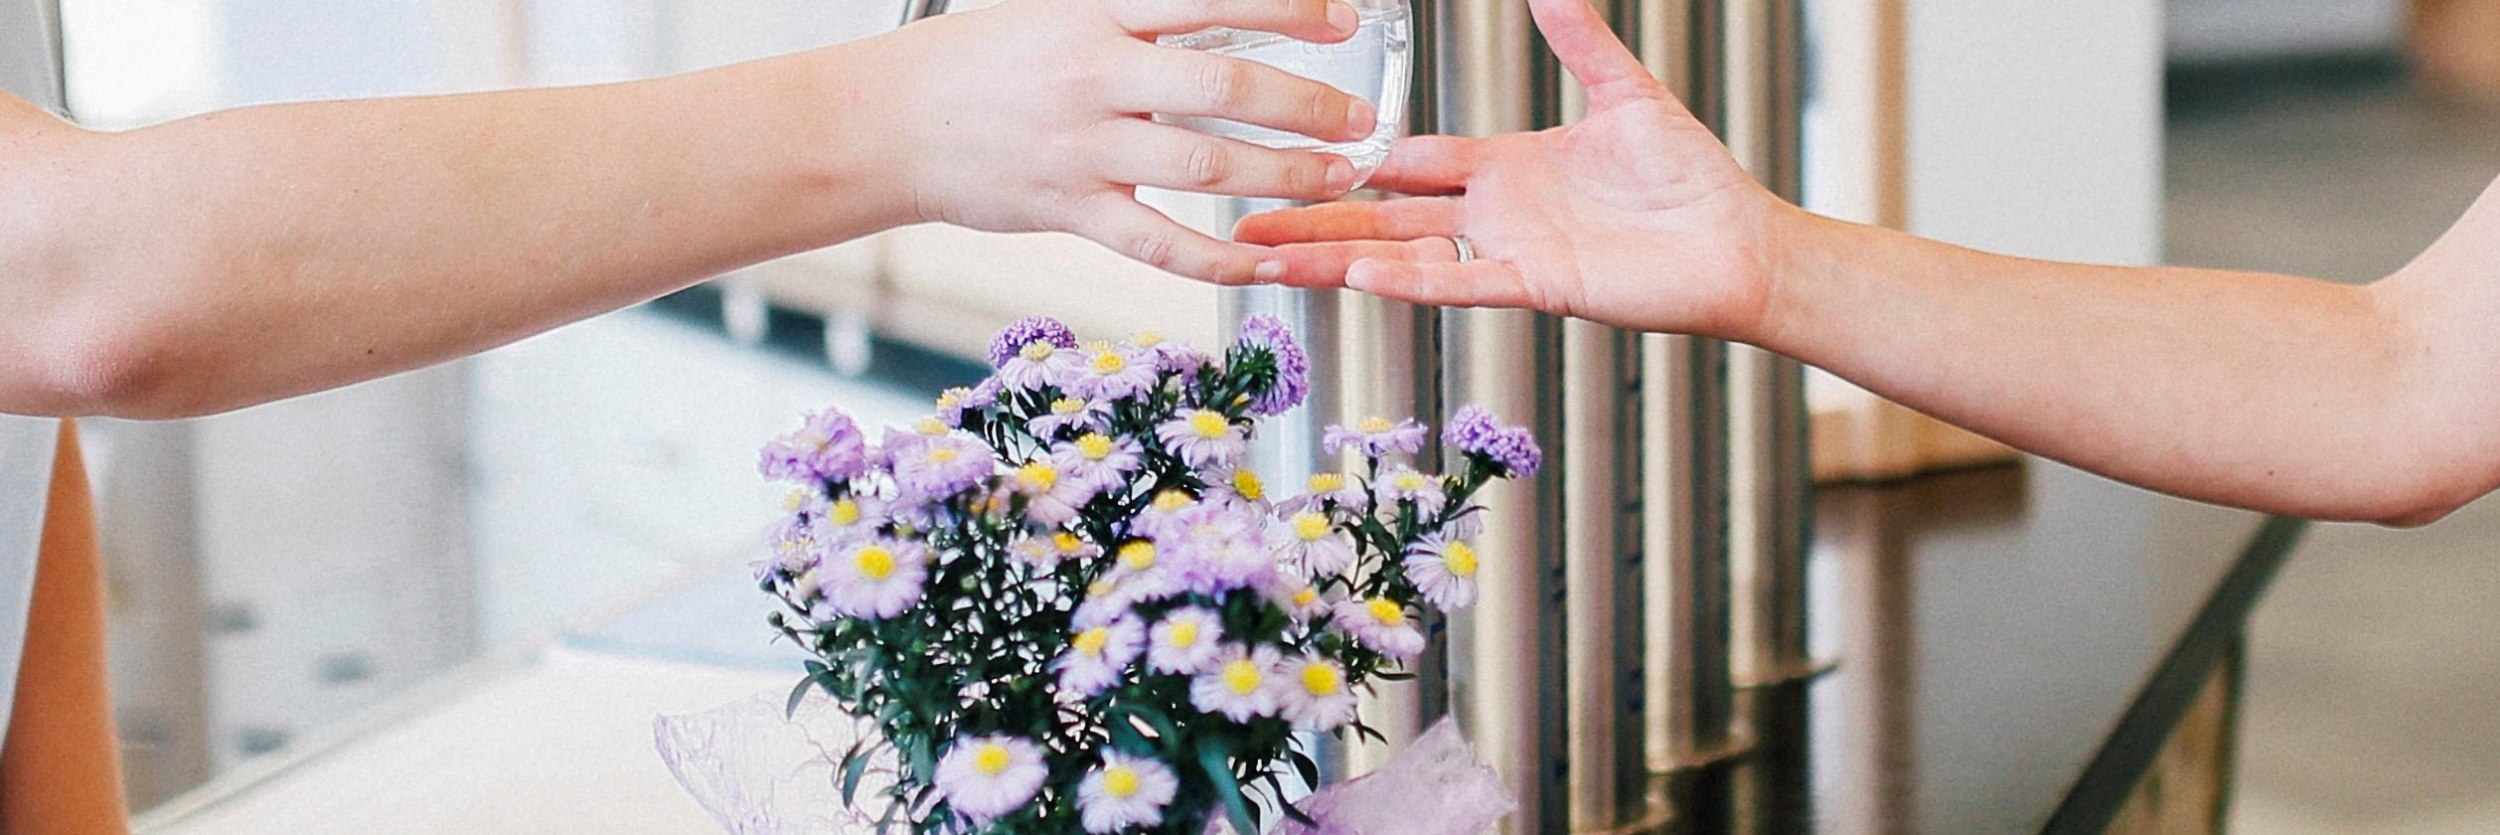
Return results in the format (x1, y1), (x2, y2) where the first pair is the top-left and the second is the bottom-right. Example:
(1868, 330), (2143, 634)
(1159, 0), (1412, 190)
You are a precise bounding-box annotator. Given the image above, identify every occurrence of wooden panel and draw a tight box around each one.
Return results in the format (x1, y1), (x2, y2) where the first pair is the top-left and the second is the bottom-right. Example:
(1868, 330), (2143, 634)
(2105, 650), (2240, 835)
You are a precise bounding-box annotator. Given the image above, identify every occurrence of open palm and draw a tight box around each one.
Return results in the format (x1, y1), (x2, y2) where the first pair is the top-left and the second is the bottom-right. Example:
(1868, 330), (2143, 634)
(1233, 0), (1790, 340)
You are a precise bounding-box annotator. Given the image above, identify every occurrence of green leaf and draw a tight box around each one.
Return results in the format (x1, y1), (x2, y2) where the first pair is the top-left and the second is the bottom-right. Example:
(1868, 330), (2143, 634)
(1286, 747), (1320, 791)
(785, 675), (816, 719)
(840, 745), (874, 807)
(1197, 737), (1257, 835)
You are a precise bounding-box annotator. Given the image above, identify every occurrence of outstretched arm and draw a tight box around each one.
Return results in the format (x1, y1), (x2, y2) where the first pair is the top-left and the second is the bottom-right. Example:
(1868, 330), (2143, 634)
(1236, 0), (2500, 525)
(1, 0), (1378, 419)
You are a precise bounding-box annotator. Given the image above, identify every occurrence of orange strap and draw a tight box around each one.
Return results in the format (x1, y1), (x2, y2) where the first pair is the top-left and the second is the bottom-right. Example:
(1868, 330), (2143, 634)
(0, 421), (130, 834)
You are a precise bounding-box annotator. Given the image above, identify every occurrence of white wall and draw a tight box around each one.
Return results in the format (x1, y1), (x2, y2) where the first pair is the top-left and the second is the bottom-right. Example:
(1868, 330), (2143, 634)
(1904, 0), (2166, 266)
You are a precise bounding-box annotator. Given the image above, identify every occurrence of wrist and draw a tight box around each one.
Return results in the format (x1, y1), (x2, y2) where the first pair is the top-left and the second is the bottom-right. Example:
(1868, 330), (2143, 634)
(1742, 201), (1854, 354)
(786, 40), (929, 237)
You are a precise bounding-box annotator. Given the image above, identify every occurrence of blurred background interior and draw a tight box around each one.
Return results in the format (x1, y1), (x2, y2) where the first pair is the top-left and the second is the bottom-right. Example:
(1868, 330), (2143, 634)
(43, 0), (2498, 832)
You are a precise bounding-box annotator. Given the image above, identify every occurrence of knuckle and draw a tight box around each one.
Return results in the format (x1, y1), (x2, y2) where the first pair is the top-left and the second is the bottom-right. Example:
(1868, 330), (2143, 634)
(1129, 230), (1181, 269)
(1183, 141), (1230, 187)
(1304, 84), (1340, 130)
(1194, 59), (1247, 110)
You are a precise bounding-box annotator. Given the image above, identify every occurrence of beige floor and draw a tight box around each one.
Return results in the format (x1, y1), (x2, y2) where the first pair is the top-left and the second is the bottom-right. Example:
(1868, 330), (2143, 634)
(2163, 70), (2500, 833)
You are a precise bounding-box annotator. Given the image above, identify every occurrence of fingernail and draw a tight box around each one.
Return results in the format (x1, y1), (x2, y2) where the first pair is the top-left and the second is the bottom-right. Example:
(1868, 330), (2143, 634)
(1346, 98), (1377, 138)
(1325, 156), (1357, 192)
(1255, 260), (1287, 283)
(1327, 1), (1359, 34)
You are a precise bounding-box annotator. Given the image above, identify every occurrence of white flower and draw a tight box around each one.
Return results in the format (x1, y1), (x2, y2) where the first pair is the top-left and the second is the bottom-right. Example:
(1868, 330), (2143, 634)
(809, 495), (882, 546)
(1373, 465), (1449, 518)
(1276, 581), (1330, 623)
(1078, 750), (1180, 834)
(1054, 616), (1146, 698)
(935, 735), (1048, 824)
(1147, 606), (1225, 675)
(1279, 654), (1358, 731)
(1030, 396), (1112, 438)
(1190, 644), (1283, 722)
(1273, 511), (1356, 579)
(1332, 598), (1427, 660)
(1013, 459), (1098, 526)
(1403, 534), (1481, 610)
(1156, 409), (1247, 469)
(817, 540), (929, 620)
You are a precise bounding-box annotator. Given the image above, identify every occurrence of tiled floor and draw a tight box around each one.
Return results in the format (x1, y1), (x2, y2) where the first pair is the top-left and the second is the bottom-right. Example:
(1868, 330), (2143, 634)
(2164, 68), (2500, 833)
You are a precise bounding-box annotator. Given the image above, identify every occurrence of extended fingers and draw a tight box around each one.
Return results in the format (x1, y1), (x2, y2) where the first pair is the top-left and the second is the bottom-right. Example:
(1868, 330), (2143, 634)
(1346, 258), (1537, 309)
(1075, 195), (1273, 285)
(1103, 46), (1375, 143)
(1233, 197), (1460, 244)
(1095, 121), (1356, 199)
(1526, 0), (1665, 106)
(1257, 238), (1455, 287)
(1364, 135), (1482, 195)
(1107, 0), (1359, 42)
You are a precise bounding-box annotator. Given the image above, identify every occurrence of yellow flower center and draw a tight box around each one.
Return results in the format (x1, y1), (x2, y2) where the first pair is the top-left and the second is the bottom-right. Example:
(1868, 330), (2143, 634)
(935, 389), (963, 410)
(854, 546), (897, 582)
(973, 743), (1012, 776)
(1366, 598), (1406, 627)
(1090, 351), (1127, 374)
(1052, 397), (1085, 416)
(1102, 765), (1142, 798)
(829, 498), (862, 526)
(1291, 512), (1331, 542)
(795, 432), (828, 451)
(1444, 542), (1479, 577)
(1301, 663), (1345, 696)
(1087, 580), (1115, 598)
(1291, 587), (1319, 608)
(1131, 331), (1165, 348)
(1020, 342), (1055, 362)
(1393, 471), (1429, 492)
(1153, 490), (1194, 512)
(1188, 410), (1230, 440)
(914, 418), (947, 436)
(1117, 541), (1155, 571)
(1359, 416), (1393, 434)
(1221, 659), (1264, 695)
(1073, 627), (1110, 657)
(1018, 460), (1058, 492)
(1076, 433), (1115, 460)
(1167, 620), (1200, 648)
(1231, 469), (1265, 501)
(782, 489), (809, 512)
(1307, 472), (1345, 493)
(926, 447), (959, 465)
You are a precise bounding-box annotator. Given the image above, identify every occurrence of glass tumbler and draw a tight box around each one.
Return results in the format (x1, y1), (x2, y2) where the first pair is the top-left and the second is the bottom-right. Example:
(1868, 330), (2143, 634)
(1159, 0), (1413, 190)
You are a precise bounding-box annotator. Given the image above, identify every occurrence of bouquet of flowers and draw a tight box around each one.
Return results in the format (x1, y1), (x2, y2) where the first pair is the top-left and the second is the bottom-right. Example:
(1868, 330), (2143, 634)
(750, 315), (1540, 834)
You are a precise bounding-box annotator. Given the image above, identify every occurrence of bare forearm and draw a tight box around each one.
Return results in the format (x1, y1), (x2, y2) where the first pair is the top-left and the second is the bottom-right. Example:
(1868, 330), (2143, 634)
(9, 47), (903, 418)
(1761, 205), (2497, 523)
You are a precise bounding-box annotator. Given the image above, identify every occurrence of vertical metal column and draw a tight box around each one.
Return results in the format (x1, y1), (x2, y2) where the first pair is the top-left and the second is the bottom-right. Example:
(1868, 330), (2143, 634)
(1438, 0), (1571, 829)
(1638, 0), (1741, 783)
(1726, 0), (1814, 689)
(1560, 0), (1658, 830)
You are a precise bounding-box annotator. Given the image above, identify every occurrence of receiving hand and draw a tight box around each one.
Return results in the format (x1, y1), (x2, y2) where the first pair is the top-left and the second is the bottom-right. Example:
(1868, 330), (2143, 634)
(876, 0), (1378, 285)
(1232, 0), (1792, 340)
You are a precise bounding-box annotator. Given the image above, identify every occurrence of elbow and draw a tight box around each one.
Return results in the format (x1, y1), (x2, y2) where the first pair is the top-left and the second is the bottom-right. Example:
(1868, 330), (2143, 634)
(2368, 481), (2480, 529)
(19, 306), (199, 420)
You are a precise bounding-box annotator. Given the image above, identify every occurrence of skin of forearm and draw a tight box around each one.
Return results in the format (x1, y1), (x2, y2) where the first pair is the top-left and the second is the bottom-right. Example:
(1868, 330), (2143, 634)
(1756, 188), (2500, 525)
(0, 45), (907, 419)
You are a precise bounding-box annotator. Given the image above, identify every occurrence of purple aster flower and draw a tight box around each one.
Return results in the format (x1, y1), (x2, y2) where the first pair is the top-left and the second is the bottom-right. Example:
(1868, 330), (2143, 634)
(758, 408), (869, 483)
(1050, 432), (1144, 492)
(1234, 314), (1308, 416)
(998, 340), (1081, 392)
(1152, 497), (1274, 595)
(1067, 342), (1160, 402)
(1444, 405), (1544, 477)
(1053, 615), (1146, 699)
(1011, 458), (1099, 527)
(1322, 416), (1430, 459)
(1155, 409), (1247, 469)
(934, 387), (977, 428)
(888, 430), (996, 499)
(988, 316), (1078, 368)
(1029, 396), (1112, 438)
(1154, 342), (1213, 378)
(1373, 465), (1450, 518)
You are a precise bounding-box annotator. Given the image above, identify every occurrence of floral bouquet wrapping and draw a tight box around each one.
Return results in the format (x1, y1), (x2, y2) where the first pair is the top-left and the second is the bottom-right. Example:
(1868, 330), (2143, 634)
(673, 315), (1539, 834)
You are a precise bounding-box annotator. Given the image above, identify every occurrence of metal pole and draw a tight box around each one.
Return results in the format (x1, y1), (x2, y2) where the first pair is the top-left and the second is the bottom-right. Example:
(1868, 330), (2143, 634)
(1439, 0), (1571, 828)
(1638, 0), (1740, 779)
(1725, 0), (1813, 688)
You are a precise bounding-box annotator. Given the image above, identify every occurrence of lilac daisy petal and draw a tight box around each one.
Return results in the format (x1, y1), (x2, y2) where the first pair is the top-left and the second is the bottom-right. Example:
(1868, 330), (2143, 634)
(988, 316), (1078, 368)
(1236, 314), (1309, 416)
